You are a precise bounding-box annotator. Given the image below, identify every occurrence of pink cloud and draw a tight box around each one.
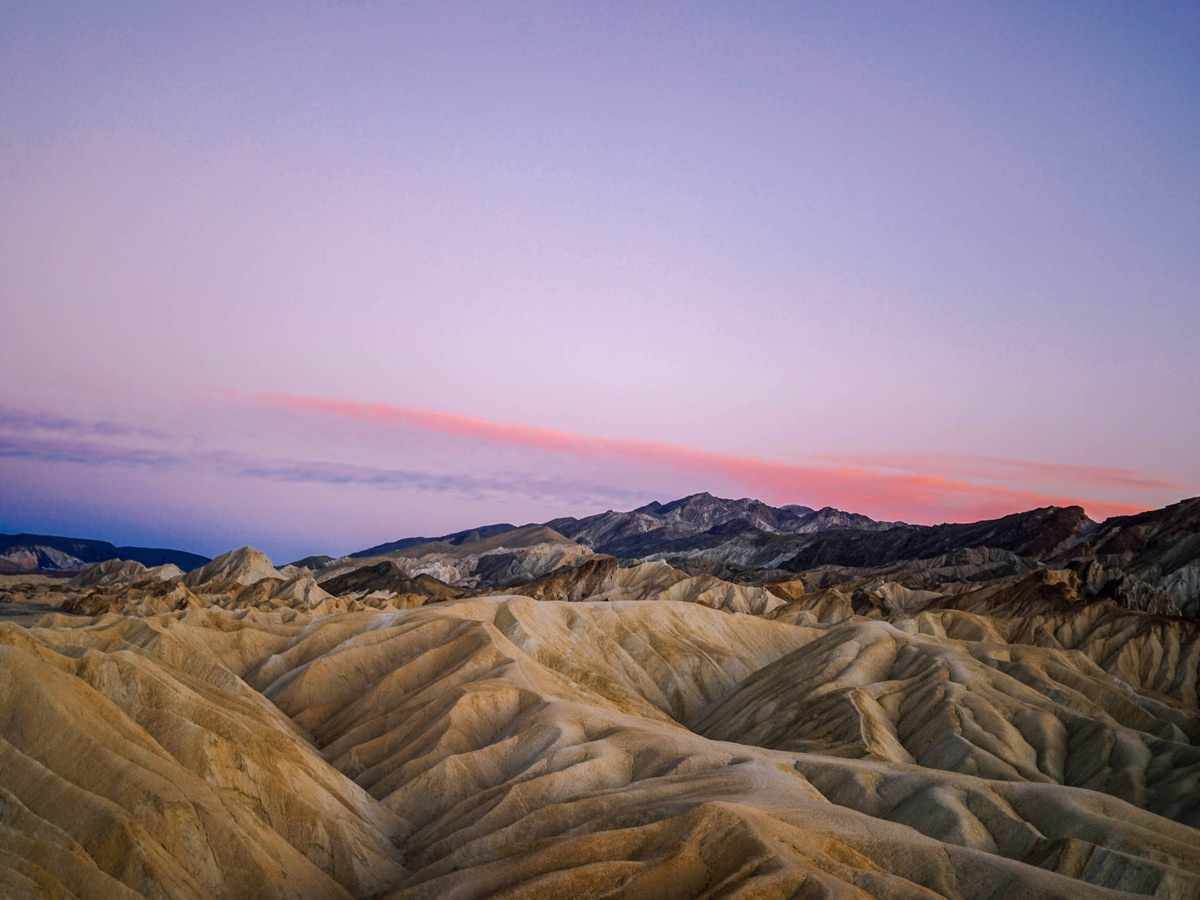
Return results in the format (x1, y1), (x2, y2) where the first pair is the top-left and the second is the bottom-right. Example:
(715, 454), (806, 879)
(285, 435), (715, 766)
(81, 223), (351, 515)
(813, 452), (1186, 492)
(243, 390), (1156, 523)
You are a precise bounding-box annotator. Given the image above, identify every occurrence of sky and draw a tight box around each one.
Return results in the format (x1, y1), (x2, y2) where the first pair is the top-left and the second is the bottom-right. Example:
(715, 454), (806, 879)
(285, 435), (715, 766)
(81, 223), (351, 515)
(2, 1), (1198, 563)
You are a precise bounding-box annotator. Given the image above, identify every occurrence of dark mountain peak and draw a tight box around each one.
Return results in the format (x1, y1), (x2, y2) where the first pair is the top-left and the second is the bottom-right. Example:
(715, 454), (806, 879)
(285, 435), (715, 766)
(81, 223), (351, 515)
(664, 493), (777, 519)
(781, 504), (817, 514)
(289, 554), (337, 570)
(1089, 496), (1199, 534)
(670, 491), (719, 505)
(352, 523), (517, 558)
(661, 492), (729, 515)
(641, 492), (720, 518)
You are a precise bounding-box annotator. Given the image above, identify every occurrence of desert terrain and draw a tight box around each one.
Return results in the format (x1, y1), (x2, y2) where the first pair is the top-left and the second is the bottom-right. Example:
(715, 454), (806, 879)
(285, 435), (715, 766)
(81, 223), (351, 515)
(3, 494), (1199, 899)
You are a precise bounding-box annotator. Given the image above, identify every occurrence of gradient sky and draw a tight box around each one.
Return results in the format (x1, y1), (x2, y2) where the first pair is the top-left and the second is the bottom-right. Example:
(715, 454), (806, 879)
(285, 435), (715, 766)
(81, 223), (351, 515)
(2, 2), (1198, 562)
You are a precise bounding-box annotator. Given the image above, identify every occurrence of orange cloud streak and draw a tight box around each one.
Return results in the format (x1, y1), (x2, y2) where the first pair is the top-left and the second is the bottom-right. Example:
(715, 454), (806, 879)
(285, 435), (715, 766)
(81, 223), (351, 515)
(814, 452), (1186, 492)
(245, 390), (1151, 523)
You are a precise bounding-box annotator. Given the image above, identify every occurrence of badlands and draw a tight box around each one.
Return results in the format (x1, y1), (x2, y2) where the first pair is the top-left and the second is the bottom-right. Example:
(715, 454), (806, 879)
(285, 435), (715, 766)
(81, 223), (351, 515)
(2, 494), (1199, 899)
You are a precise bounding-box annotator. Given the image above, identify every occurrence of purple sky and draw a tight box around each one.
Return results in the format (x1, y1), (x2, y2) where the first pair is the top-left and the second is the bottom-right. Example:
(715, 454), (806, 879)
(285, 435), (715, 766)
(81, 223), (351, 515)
(2, 2), (1198, 562)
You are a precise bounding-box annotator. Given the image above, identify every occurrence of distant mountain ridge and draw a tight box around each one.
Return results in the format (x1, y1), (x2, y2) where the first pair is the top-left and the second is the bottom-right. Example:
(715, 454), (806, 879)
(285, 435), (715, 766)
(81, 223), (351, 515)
(341, 494), (896, 569)
(327, 493), (899, 589)
(340, 492), (1200, 615)
(720, 504), (1097, 575)
(10, 493), (1199, 616)
(544, 492), (896, 557)
(0, 532), (210, 575)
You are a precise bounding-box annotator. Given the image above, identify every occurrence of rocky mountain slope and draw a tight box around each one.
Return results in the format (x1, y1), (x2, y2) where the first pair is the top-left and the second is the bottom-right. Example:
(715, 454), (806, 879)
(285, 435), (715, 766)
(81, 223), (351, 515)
(340, 494), (1200, 616)
(632, 504), (1096, 580)
(1051, 497), (1200, 614)
(318, 524), (594, 591)
(544, 494), (892, 549)
(0, 532), (210, 574)
(335, 493), (896, 576)
(317, 560), (463, 602)
(544, 492), (895, 556)
(349, 523), (519, 559)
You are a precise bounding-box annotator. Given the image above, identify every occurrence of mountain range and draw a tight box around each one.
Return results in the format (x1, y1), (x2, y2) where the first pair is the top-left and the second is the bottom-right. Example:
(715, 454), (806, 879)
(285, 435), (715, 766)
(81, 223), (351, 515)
(8, 492), (1200, 616)
(329, 492), (1200, 616)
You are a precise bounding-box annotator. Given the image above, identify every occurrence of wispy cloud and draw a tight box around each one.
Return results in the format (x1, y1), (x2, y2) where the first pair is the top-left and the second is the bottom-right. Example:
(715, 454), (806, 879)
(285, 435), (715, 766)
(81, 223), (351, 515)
(0, 434), (179, 468)
(813, 453), (1187, 492)
(204, 449), (640, 505)
(0, 405), (642, 510)
(0, 408), (167, 441)
(244, 391), (1159, 522)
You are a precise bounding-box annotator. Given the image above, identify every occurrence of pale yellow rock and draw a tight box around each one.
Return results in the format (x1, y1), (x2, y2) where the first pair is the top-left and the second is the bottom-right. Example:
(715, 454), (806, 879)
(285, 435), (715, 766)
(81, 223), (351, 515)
(1, 580), (1198, 899)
